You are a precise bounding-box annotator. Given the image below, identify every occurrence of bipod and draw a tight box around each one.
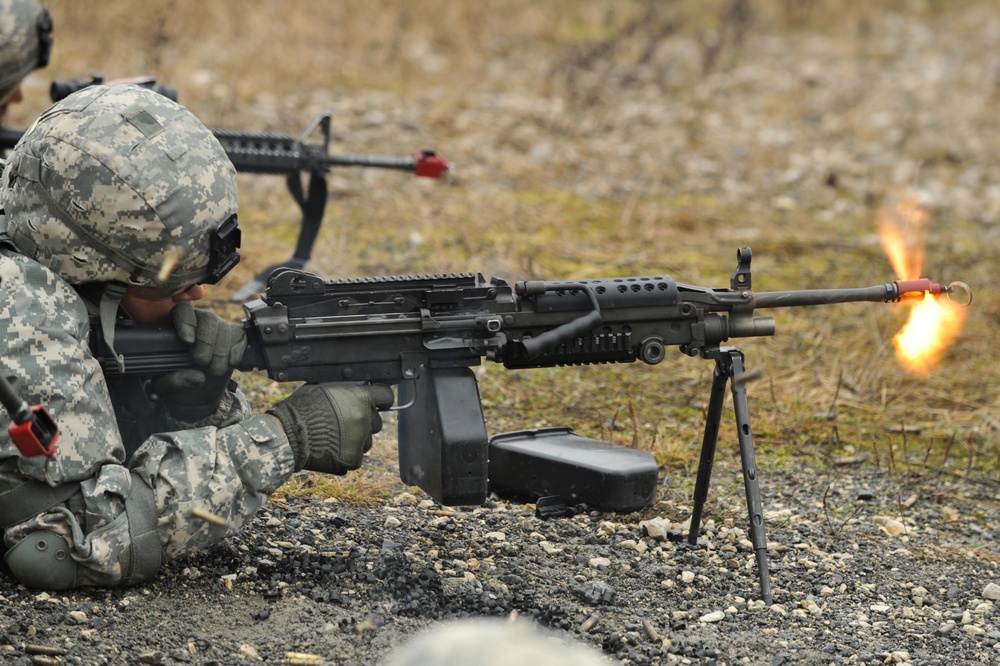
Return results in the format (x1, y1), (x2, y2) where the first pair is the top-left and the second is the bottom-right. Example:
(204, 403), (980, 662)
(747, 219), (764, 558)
(230, 115), (332, 302)
(687, 345), (773, 605)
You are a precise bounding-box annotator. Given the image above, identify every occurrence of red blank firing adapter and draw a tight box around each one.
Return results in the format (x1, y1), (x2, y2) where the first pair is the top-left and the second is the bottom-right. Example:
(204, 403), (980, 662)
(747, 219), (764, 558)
(894, 278), (945, 297)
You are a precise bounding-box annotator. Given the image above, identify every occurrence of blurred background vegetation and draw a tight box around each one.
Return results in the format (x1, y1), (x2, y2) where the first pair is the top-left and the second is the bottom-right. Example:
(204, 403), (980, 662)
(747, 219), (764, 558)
(19, 0), (1000, 509)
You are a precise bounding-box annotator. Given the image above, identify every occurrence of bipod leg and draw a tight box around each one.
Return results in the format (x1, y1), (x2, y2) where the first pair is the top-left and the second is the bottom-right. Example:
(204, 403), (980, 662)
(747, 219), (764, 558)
(230, 170), (329, 302)
(726, 348), (773, 605)
(687, 355), (730, 547)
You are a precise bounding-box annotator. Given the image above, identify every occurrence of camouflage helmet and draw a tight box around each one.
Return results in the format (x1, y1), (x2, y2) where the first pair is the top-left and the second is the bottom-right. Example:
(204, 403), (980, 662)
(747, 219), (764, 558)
(0, 0), (52, 99)
(0, 84), (240, 289)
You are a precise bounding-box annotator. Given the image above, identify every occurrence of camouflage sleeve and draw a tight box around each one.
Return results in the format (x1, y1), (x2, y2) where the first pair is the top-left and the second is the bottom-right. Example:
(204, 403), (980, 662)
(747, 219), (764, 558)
(128, 412), (295, 560)
(0, 252), (126, 484)
(157, 380), (253, 431)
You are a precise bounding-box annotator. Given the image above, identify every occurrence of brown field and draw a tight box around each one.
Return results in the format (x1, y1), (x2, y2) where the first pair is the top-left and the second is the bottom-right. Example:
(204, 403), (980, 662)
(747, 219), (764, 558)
(22, 0), (1000, 505)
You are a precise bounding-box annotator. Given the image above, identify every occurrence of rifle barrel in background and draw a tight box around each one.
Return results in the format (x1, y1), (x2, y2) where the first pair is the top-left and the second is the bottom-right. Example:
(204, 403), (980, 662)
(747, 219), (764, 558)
(0, 118), (449, 180)
(214, 127), (447, 178)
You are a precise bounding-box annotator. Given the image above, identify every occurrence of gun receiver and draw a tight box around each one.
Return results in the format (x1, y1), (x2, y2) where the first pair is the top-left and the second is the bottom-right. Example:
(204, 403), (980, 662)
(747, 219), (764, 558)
(94, 247), (969, 604)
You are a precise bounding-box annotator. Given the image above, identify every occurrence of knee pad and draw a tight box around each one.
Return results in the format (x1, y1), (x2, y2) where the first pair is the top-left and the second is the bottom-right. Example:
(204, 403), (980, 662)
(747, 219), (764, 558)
(4, 530), (78, 590)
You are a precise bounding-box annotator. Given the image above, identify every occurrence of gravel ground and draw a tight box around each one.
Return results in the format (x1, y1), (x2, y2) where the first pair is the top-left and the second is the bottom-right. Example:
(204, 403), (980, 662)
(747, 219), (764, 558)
(4, 3), (1000, 665)
(2, 455), (999, 665)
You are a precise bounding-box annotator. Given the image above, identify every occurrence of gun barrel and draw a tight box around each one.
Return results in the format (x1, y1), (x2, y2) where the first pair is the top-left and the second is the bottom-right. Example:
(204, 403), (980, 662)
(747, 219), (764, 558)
(322, 152), (420, 171)
(214, 126), (448, 177)
(754, 284), (899, 309)
(754, 278), (956, 309)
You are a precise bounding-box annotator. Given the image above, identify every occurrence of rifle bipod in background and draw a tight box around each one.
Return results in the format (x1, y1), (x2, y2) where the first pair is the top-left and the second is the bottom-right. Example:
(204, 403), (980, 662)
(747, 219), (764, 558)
(217, 112), (450, 301)
(688, 346), (773, 605)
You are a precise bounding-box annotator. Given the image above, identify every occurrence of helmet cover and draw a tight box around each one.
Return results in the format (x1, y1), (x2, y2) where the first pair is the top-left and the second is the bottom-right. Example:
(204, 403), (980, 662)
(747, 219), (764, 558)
(0, 84), (240, 288)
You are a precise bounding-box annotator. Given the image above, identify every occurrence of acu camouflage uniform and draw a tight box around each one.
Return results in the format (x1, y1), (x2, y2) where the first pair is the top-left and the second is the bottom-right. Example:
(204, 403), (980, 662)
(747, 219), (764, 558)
(0, 85), (296, 587)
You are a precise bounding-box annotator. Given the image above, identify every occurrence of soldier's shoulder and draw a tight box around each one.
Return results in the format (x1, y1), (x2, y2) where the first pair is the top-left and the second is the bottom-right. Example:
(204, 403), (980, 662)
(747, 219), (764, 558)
(0, 250), (86, 324)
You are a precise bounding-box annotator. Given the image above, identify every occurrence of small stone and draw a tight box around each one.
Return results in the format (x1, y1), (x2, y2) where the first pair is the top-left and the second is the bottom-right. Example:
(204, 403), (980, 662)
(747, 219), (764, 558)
(935, 621), (956, 636)
(983, 583), (1000, 601)
(639, 518), (670, 541)
(772, 194), (797, 210)
(539, 541), (564, 555)
(392, 492), (418, 505)
(238, 644), (261, 660)
(699, 610), (725, 623)
(878, 518), (907, 537)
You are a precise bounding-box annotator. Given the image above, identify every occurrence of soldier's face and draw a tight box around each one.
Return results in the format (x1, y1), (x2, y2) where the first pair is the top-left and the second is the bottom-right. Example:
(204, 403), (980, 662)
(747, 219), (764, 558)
(121, 284), (206, 325)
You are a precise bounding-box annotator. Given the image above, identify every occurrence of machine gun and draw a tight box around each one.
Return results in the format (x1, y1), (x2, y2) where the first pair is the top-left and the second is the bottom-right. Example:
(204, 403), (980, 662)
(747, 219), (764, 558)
(93, 247), (971, 603)
(1, 74), (450, 301)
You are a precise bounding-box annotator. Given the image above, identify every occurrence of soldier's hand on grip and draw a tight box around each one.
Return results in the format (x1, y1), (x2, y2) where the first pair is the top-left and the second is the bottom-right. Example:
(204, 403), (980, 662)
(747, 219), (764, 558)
(267, 383), (394, 475)
(172, 302), (246, 377)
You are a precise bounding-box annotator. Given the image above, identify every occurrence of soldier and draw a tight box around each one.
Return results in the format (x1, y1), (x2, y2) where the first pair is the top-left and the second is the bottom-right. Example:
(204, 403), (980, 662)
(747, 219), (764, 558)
(0, 0), (52, 125)
(0, 84), (393, 589)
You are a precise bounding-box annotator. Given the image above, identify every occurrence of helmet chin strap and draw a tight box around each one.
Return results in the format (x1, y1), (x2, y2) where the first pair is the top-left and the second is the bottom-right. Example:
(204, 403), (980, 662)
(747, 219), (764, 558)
(98, 282), (128, 374)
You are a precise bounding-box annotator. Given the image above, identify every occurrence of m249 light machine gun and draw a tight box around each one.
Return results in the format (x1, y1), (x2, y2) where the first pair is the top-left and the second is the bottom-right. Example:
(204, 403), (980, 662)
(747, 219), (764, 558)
(95, 248), (971, 603)
(0, 74), (450, 300)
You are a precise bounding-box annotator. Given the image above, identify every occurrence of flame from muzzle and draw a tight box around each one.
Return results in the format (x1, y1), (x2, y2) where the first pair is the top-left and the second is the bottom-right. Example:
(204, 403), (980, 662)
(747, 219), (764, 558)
(876, 186), (966, 375)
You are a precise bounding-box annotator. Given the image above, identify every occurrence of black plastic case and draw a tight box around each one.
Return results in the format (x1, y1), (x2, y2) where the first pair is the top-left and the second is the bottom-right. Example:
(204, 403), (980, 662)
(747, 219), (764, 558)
(487, 427), (659, 513)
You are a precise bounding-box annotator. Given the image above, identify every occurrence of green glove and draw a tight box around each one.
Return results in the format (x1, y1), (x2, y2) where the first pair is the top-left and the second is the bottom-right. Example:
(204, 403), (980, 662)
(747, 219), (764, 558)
(267, 383), (395, 475)
(172, 301), (247, 377)
(148, 368), (234, 422)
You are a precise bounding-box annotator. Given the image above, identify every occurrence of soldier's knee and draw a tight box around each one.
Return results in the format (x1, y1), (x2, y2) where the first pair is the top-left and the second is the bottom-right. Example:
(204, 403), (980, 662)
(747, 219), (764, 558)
(4, 530), (78, 590)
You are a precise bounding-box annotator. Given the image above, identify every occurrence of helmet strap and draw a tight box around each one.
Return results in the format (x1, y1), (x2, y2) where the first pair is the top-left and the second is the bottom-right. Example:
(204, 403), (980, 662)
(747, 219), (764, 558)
(99, 282), (128, 374)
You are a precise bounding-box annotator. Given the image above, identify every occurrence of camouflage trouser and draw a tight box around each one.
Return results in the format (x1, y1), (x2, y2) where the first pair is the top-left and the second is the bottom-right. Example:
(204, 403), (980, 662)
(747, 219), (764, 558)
(3, 412), (295, 587)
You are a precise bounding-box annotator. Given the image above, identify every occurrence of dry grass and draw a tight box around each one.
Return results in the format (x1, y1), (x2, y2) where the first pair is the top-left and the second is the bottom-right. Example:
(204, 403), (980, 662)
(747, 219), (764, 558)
(23, 1), (1000, 503)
